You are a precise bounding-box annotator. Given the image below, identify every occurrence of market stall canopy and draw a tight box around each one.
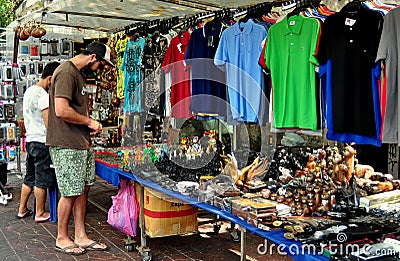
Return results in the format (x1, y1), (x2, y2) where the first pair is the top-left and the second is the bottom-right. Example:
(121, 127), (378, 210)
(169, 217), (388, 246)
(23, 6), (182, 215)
(14, 0), (265, 32)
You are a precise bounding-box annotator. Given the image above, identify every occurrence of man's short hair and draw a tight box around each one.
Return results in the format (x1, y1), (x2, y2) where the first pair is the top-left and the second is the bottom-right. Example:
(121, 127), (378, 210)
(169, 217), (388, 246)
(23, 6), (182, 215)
(41, 62), (60, 79)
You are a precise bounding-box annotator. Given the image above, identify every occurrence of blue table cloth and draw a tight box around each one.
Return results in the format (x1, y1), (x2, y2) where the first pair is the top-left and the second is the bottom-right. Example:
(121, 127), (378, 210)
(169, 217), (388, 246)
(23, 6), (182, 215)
(96, 162), (329, 261)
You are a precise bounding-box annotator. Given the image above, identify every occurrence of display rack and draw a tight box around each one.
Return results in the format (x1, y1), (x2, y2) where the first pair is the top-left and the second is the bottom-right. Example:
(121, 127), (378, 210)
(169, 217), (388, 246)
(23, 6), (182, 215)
(95, 161), (328, 261)
(0, 61), (23, 205)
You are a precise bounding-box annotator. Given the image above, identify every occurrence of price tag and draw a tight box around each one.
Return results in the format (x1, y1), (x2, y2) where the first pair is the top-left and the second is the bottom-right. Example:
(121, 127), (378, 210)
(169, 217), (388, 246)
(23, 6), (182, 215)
(345, 18), (356, 26)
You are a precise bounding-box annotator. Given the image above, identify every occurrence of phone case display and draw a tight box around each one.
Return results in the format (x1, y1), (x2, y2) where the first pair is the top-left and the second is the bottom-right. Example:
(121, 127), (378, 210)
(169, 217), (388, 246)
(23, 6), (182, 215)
(0, 123), (15, 141)
(37, 62), (44, 74)
(0, 124), (6, 140)
(3, 104), (15, 120)
(40, 42), (48, 55)
(28, 62), (36, 75)
(0, 105), (4, 121)
(48, 41), (59, 56)
(0, 85), (13, 100)
(6, 125), (16, 141)
(19, 64), (26, 76)
(30, 45), (39, 57)
(60, 39), (72, 57)
(0, 146), (4, 161)
(6, 145), (16, 161)
(19, 43), (30, 56)
(1, 65), (13, 82)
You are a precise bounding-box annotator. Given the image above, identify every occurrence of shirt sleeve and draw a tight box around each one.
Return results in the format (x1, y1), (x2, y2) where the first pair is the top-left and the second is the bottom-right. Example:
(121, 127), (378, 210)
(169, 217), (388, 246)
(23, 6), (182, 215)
(183, 31), (194, 67)
(265, 31), (272, 69)
(214, 30), (228, 68)
(162, 36), (175, 73)
(53, 71), (74, 100)
(259, 37), (267, 69)
(120, 40), (129, 71)
(137, 38), (146, 65)
(316, 17), (330, 65)
(376, 12), (388, 62)
(39, 92), (49, 111)
(309, 18), (321, 66)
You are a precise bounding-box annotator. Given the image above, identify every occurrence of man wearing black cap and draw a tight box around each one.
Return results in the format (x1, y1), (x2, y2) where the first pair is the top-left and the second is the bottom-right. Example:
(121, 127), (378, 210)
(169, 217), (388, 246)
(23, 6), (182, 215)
(47, 41), (113, 255)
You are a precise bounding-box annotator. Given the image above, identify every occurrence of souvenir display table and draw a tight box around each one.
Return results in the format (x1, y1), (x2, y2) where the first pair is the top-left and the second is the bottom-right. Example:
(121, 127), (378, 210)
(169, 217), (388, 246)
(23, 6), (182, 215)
(95, 161), (329, 261)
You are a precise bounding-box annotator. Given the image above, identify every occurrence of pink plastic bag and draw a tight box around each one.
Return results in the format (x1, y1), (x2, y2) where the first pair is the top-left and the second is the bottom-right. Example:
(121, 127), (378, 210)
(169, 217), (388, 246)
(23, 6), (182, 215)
(107, 180), (138, 237)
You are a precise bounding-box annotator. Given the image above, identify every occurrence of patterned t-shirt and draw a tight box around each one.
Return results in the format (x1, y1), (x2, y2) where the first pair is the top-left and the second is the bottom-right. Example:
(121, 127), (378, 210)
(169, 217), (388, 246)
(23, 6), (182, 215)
(120, 37), (146, 113)
(115, 37), (129, 99)
(142, 33), (168, 114)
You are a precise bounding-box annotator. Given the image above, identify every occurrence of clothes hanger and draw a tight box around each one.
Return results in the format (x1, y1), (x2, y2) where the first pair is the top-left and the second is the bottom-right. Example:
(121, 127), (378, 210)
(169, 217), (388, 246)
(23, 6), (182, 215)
(341, 0), (365, 13)
(237, 3), (273, 24)
(287, 0), (321, 18)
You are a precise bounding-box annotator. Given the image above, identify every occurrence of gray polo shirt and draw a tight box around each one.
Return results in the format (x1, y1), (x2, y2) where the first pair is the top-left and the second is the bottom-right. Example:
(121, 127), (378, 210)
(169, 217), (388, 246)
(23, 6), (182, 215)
(376, 7), (400, 144)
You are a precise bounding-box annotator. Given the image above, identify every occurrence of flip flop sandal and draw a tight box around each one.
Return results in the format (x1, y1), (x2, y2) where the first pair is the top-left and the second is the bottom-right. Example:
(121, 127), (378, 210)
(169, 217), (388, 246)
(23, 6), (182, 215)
(80, 241), (109, 251)
(54, 245), (86, 256)
(35, 216), (50, 223)
(16, 208), (32, 219)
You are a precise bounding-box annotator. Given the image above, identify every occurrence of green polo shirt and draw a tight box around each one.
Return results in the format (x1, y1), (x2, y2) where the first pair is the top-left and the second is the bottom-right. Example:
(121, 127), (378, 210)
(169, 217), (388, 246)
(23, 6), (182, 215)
(265, 15), (320, 130)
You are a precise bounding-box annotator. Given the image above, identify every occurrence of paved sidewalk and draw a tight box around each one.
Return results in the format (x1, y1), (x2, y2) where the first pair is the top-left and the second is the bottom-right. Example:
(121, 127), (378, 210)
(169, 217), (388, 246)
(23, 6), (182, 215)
(0, 155), (293, 261)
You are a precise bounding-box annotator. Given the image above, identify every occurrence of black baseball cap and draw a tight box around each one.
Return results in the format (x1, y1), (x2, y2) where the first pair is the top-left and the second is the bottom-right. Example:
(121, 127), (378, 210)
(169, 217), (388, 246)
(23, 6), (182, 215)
(85, 41), (114, 67)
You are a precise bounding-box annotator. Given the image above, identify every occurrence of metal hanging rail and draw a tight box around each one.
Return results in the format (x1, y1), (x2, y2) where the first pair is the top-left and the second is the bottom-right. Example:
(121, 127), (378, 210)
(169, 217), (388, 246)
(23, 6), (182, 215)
(154, 0), (217, 11)
(52, 10), (149, 22)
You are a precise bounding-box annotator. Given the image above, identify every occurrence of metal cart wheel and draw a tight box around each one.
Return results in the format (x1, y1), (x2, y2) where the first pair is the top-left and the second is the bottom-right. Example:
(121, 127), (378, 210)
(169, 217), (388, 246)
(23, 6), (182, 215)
(124, 235), (136, 252)
(230, 229), (240, 242)
(213, 224), (221, 234)
(141, 250), (152, 261)
(125, 244), (134, 252)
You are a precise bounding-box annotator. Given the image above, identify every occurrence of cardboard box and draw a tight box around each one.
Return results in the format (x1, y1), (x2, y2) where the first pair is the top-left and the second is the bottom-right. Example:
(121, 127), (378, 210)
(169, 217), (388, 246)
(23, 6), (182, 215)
(135, 183), (198, 237)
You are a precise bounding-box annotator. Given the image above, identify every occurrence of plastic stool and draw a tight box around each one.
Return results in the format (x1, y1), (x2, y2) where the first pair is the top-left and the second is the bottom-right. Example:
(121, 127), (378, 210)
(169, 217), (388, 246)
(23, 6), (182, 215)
(32, 184), (58, 223)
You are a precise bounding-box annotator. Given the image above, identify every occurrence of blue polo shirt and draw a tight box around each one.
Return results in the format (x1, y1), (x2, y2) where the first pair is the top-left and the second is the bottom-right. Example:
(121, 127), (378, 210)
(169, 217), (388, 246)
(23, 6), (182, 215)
(214, 19), (267, 123)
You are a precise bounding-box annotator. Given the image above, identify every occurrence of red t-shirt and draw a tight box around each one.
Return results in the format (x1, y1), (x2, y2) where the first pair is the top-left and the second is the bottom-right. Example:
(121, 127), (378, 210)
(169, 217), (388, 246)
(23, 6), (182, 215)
(162, 31), (192, 118)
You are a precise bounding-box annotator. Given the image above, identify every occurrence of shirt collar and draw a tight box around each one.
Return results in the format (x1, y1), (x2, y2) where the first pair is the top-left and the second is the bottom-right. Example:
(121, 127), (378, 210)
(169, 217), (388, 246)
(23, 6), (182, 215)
(283, 15), (305, 35)
(203, 23), (223, 38)
(232, 19), (255, 36)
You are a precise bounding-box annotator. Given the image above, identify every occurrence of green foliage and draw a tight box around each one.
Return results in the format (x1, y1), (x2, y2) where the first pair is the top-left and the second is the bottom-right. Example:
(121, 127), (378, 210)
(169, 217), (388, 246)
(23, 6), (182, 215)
(0, 0), (15, 28)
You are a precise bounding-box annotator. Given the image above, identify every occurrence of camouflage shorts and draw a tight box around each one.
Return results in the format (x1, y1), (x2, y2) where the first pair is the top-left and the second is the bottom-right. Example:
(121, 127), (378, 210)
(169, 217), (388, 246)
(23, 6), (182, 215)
(49, 147), (96, 197)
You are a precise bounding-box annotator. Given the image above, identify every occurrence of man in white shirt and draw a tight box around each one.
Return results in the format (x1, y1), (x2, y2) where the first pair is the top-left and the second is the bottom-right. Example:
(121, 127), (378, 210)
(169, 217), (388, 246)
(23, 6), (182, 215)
(17, 62), (60, 222)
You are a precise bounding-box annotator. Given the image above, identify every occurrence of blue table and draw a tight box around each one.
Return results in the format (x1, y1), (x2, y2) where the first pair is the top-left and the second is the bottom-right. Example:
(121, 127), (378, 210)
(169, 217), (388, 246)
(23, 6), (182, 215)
(96, 162), (329, 261)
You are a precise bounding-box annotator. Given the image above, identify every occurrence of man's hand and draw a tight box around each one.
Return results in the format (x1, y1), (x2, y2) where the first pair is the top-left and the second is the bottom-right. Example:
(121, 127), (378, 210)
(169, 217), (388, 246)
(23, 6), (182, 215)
(88, 119), (102, 135)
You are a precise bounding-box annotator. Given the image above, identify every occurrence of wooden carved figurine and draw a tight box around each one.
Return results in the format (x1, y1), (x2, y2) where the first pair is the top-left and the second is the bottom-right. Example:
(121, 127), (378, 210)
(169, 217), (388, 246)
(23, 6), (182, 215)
(330, 193), (337, 209)
(331, 147), (342, 182)
(343, 144), (357, 182)
(220, 154), (240, 186)
(314, 185), (322, 210)
(337, 163), (348, 184)
(354, 164), (374, 179)
(247, 157), (269, 182)
(317, 191), (331, 214)
(306, 154), (317, 173)
(317, 148), (327, 172)
(302, 198), (315, 217)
